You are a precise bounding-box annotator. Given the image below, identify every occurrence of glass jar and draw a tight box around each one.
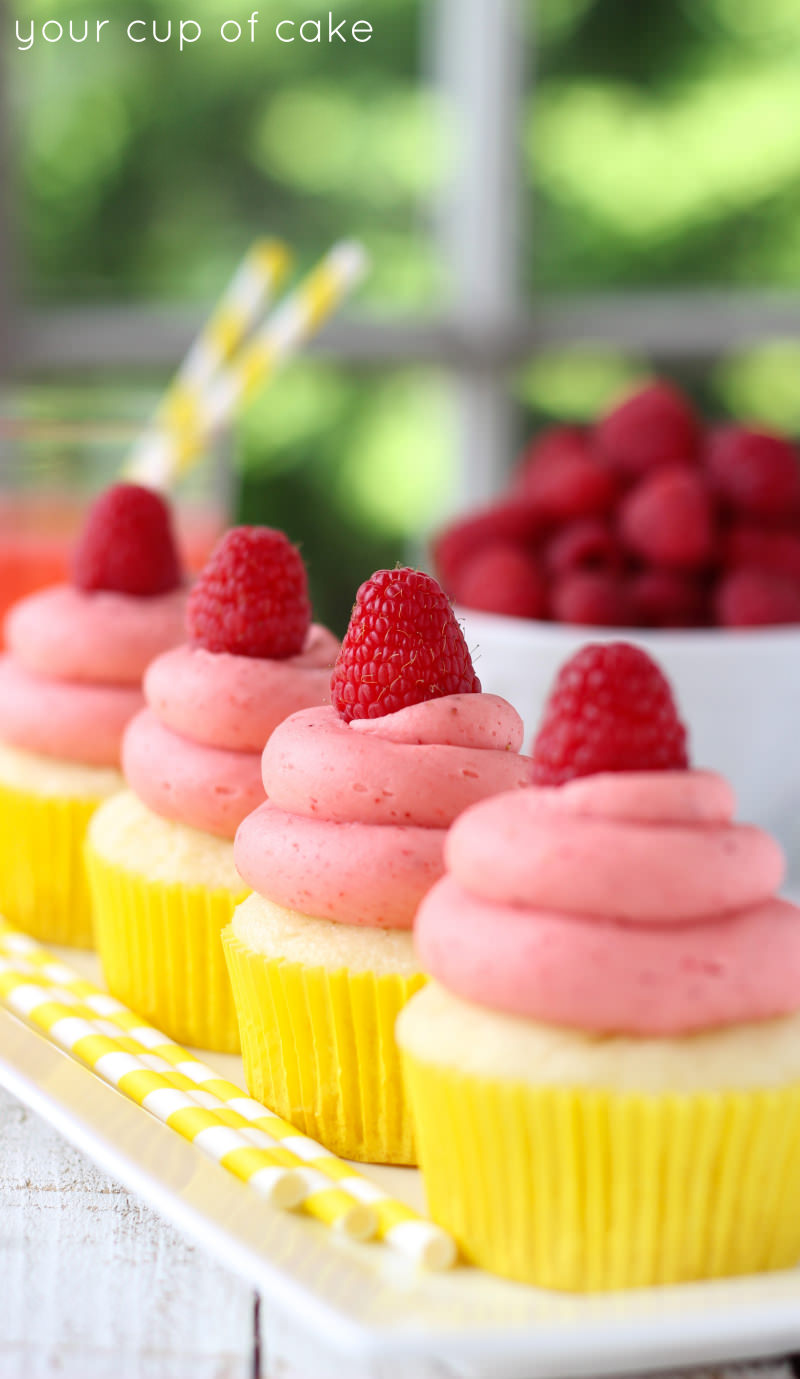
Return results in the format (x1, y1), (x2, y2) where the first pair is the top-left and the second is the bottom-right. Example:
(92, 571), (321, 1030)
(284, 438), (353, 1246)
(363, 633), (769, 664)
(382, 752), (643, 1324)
(0, 409), (230, 637)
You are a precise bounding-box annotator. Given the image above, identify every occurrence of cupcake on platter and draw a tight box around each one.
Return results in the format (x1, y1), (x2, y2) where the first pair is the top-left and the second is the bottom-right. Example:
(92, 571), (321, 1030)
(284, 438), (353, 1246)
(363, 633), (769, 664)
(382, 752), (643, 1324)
(87, 527), (339, 1051)
(224, 566), (532, 1163)
(399, 642), (800, 1290)
(0, 484), (186, 946)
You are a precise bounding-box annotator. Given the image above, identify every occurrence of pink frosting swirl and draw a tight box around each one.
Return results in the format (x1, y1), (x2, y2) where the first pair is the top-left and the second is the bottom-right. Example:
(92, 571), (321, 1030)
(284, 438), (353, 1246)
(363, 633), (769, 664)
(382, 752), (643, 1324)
(234, 695), (532, 927)
(0, 583), (187, 766)
(6, 584), (187, 685)
(0, 656), (143, 766)
(144, 626), (340, 752)
(123, 626), (339, 839)
(416, 770), (800, 1035)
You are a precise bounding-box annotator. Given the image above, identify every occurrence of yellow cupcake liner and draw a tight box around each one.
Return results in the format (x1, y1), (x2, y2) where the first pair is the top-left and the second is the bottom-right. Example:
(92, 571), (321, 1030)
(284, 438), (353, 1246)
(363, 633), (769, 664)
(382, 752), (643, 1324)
(86, 844), (247, 1053)
(0, 779), (107, 947)
(223, 927), (426, 1164)
(401, 1051), (800, 1292)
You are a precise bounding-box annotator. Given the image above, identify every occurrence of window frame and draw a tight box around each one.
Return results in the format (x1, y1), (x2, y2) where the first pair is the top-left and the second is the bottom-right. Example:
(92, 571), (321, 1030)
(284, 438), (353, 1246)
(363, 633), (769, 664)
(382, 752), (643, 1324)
(4, 0), (800, 506)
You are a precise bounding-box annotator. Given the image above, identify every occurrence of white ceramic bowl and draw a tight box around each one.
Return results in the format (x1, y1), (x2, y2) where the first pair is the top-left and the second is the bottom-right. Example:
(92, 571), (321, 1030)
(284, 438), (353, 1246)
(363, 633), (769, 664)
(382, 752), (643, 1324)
(458, 608), (800, 880)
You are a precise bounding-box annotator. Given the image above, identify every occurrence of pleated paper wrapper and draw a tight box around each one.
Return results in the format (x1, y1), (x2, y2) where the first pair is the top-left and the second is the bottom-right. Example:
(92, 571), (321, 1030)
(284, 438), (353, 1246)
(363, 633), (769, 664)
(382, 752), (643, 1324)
(402, 1051), (800, 1292)
(223, 926), (426, 1165)
(0, 778), (107, 948)
(87, 843), (247, 1052)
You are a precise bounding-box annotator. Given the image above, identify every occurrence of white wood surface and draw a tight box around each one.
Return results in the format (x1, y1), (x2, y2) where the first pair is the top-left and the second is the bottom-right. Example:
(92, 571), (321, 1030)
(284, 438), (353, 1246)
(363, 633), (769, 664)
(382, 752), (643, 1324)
(3, 1078), (799, 1379)
(0, 1087), (258, 1379)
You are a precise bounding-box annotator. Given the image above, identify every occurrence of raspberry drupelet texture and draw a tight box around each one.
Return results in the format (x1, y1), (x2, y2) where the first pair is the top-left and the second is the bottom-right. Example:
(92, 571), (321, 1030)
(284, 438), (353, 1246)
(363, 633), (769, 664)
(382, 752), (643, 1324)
(187, 526), (311, 659)
(715, 568), (800, 628)
(514, 426), (618, 519)
(596, 382), (701, 478)
(72, 482), (183, 597)
(619, 466), (716, 570)
(706, 427), (800, 518)
(531, 641), (689, 786)
(331, 567), (481, 723)
(456, 543), (547, 620)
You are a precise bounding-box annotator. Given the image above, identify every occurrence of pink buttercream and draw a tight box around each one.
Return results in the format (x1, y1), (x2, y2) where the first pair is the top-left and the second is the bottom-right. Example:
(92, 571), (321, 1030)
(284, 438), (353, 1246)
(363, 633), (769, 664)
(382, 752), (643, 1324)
(263, 696), (528, 828)
(124, 624), (340, 838)
(236, 804), (443, 928)
(445, 773), (784, 923)
(0, 656), (142, 766)
(144, 625), (339, 753)
(416, 770), (800, 1035)
(417, 880), (800, 1035)
(234, 696), (531, 927)
(123, 710), (265, 839)
(0, 580), (186, 766)
(6, 584), (187, 686)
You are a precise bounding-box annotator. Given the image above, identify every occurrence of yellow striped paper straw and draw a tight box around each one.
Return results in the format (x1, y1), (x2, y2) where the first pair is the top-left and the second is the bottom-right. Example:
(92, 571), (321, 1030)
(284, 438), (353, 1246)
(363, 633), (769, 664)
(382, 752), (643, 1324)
(0, 926), (456, 1269)
(125, 238), (291, 488)
(159, 240), (369, 481)
(0, 949), (374, 1242)
(0, 965), (306, 1212)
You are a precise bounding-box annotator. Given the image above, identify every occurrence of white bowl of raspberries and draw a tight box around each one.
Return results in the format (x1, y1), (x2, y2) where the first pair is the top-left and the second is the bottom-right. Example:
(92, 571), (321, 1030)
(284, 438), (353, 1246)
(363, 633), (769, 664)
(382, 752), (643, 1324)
(433, 380), (800, 875)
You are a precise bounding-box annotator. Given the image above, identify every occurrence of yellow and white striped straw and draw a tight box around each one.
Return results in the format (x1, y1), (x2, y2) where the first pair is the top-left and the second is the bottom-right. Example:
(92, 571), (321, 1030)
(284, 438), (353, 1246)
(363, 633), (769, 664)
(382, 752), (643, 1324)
(0, 960), (305, 1213)
(0, 949), (373, 1241)
(0, 926), (457, 1269)
(126, 238), (291, 489)
(148, 239), (369, 484)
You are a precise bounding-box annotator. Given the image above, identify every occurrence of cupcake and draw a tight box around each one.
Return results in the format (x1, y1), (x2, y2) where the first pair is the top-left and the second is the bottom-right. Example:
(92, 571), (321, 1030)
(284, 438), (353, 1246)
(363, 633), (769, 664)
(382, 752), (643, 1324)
(86, 526), (339, 1051)
(399, 642), (800, 1290)
(0, 484), (186, 945)
(224, 567), (532, 1163)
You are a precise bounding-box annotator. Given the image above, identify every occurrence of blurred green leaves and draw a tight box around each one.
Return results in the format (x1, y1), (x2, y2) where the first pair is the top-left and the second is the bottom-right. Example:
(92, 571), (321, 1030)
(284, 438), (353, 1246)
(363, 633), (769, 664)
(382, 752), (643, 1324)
(531, 0), (800, 289)
(11, 0), (800, 623)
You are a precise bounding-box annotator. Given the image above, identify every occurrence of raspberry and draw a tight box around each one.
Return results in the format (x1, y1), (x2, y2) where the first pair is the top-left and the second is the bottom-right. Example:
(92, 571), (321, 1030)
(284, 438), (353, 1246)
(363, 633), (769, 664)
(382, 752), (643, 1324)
(596, 382), (701, 478)
(545, 519), (622, 577)
(513, 426), (586, 491)
(532, 642), (689, 786)
(721, 523), (800, 582)
(619, 467), (715, 569)
(515, 426), (617, 519)
(630, 570), (709, 628)
(551, 571), (635, 627)
(706, 427), (800, 518)
(72, 483), (183, 597)
(331, 567), (480, 722)
(433, 498), (545, 593)
(455, 543), (547, 619)
(714, 569), (800, 628)
(187, 527), (310, 659)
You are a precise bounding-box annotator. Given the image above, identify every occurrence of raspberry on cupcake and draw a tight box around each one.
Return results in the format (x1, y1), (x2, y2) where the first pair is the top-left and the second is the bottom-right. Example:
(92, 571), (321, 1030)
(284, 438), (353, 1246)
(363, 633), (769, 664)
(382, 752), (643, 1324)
(86, 526), (339, 1050)
(0, 483), (187, 945)
(224, 566), (532, 1163)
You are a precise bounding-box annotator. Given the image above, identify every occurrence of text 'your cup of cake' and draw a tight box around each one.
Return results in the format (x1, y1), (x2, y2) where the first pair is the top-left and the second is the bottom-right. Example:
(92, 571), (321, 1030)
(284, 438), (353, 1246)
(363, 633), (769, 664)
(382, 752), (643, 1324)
(399, 642), (800, 1291)
(86, 526), (339, 1050)
(0, 484), (187, 946)
(224, 566), (533, 1164)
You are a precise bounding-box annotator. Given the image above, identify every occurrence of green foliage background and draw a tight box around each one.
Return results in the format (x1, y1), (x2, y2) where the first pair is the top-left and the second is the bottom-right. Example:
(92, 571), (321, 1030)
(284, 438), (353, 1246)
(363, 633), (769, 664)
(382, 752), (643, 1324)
(10, 0), (800, 629)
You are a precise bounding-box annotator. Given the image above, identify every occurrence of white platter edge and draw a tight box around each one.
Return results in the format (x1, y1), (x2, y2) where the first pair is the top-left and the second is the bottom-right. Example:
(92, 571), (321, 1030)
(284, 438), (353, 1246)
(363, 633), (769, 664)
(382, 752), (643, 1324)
(3, 1003), (800, 1379)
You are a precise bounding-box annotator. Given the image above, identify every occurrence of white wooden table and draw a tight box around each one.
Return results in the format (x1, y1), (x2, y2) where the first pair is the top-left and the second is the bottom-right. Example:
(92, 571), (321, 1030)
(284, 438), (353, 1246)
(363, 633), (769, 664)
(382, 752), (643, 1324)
(4, 1081), (800, 1379)
(0, 1086), (263, 1378)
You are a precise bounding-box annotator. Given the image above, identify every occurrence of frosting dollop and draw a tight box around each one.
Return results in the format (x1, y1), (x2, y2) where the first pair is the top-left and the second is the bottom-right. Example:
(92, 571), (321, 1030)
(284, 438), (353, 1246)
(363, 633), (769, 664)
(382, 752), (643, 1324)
(234, 695), (531, 927)
(143, 627), (339, 753)
(0, 657), (142, 766)
(6, 584), (187, 685)
(0, 583), (186, 766)
(416, 770), (800, 1035)
(123, 625), (339, 839)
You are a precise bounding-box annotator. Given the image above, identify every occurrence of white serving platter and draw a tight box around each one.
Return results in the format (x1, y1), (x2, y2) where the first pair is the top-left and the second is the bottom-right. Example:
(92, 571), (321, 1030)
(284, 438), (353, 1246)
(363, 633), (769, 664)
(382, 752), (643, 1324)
(2, 951), (800, 1379)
